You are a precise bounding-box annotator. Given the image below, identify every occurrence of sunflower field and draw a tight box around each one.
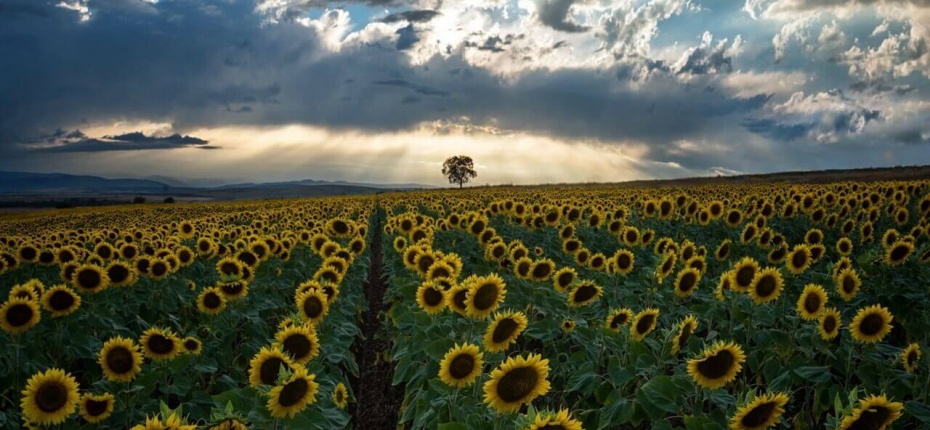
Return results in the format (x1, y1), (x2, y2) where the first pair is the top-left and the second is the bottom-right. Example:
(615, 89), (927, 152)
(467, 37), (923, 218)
(2, 180), (930, 429)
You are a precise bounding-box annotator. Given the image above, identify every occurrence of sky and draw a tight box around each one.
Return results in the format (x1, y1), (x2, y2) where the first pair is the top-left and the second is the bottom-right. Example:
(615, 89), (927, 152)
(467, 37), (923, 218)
(0, 0), (929, 186)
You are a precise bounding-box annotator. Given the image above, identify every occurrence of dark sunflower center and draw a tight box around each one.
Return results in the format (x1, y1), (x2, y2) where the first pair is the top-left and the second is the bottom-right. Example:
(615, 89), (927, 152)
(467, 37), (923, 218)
(661, 258), (674, 274)
(108, 265), (130, 283)
(678, 325), (693, 350)
(736, 267), (754, 287)
(907, 351), (918, 366)
(184, 339), (200, 351)
(610, 314), (629, 329)
(822, 316), (837, 334)
(452, 290), (468, 310)
(423, 287), (444, 307)
(678, 273), (697, 292)
(635, 315), (656, 335)
(791, 252), (808, 269)
(842, 277), (856, 294)
(472, 284), (499, 311)
(204, 292), (222, 309)
(804, 293), (822, 313)
(222, 282), (244, 296)
(78, 269), (102, 290)
(890, 245), (909, 262)
(696, 350), (735, 379)
(573, 285), (598, 303)
(532, 263), (552, 279)
(431, 267), (451, 279)
(859, 313), (885, 336)
(283, 334), (312, 359)
(740, 401), (777, 427)
(49, 291), (76, 311)
(151, 262), (168, 276)
(238, 253), (257, 267)
(220, 262), (240, 275)
(492, 318), (520, 343)
(417, 256), (435, 274)
(302, 297), (324, 319)
(84, 398), (110, 416)
(6, 303), (34, 326)
(755, 275), (777, 297)
(617, 254), (632, 269)
(848, 406), (891, 430)
(517, 262), (531, 276)
(106, 347), (135, 374)
(148, 334), (175, 354)
(495, 366), (539, 403)
(277, 378), (309, 407)
(449, 354), (476, 379)
(259, 357), (287, 385)
(35, 382), (68, 412)
(556, 272), (573, 287)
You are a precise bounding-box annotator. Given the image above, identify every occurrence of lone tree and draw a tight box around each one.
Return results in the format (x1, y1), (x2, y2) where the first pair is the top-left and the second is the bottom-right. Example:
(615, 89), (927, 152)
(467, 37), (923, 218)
(442, 155), (477, 188)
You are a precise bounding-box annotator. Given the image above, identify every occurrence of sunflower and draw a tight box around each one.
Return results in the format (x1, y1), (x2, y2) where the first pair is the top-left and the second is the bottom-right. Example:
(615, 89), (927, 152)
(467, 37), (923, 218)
(148, 259), (171, 280)
(40, 285), (81, 317)
(674, 268), (701, 298)
(552, 267), (576, 293)
(296, 289), (330, 324)
(20, 368), (80, 425)
(896, 343), (922, 375)
(728, 392), (789, 430)
(605, 308), (634, 332)
(79, 393), (115, 424)
(484, 310), (528, 352)
(730, 257), (760, 293)
(656, 252), (678, 281)
(837, 394), (903, 430)
(748, 267), (783, 305)
(850, 305), (893, 344)
(611, 249), (635, 274)
(568, 281), (602, 307)
(796, 284), (828, 320)
(561, 319), (576, 333)
(835, 268), (861, 302)
(885, 240), (913, 266)
(98, 336), (143, 382)
(836, 237), (853, 256)
(524, 409), (583, 430)
(818, 308), (842, 341)
(630, 308), (660, 341)
(9, 284), (39, 302)
(446, 284), (470, 316)
(106, 261), (136, 287)
(785, 245), (811, 275)
(72, 264), (110, 294)
(274, 324), (320, 365)
(393, 236), (408, 253)
(529, 259), (555, 281)
(182, 337), (202, 355)
(465, 274), (507, 319)
(439, 343), (484, 388)
(266, 367), (319, 419)
(219, 280), (249, 301)
(249, 346), (297, 387)
(687, 341), (746, 389)
(416, 282), (447, 315)
(716, 272), (733, 301)
(1, 297), (41, 335)
(672, 315), (699, 355)
(332, 382), (349, 409)
(483, 353), (551, 413)
(215, 257), (244, 279)
(210, 418), (250, 429)
(197, 287), (227, 315)
(140, 327), (182, 361)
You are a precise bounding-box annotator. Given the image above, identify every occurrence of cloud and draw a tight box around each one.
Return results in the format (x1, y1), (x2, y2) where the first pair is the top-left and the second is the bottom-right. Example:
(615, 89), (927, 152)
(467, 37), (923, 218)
(746, 89), (882, 143)
(536, 0), (590, 33)
(673, 32), (742, 75)
(379, 9), (440, 23)
(27, 130), (215, 152)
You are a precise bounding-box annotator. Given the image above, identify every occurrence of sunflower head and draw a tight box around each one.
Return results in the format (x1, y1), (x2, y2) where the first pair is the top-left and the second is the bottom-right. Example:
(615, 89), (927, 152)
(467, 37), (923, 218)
(552, 267), (576, 292)
(182, 337), (203, 355)
(140, 327), (182, 361)
(796, 284), (828, 320)
(729, 392), (790, 430)
(785, 245), (812, 275)
(631, 308), (660, 341)
(465, 274), (507, 319)
(1, 297), (41, 335)
(838, 394), (904, 430)
(748, 267), (784, 305)
(686, 340), (746, 389)
(818, 307), (842, 341)
(850, 304), (894, 344)
(672, 315), (699, 355)
(79, 393), (115, 424)
(484, 310), (528, 353)
(439, 343), (484, 388)
(730, 257), (759, 292)
(568, 281), (602, 307)
(266, 367), (319, 419)
(524, 409), (583, 430)
(20, 368), (81, 426)
(885, 240), (914, 266)
(72, 264), (110, 293)
(249, 346), (297, 387)
(483, 353), (551, 413)
(40, 285), (81, 317)
(673, 268), (701, 298)
(332, 383), (350, 409)
(274, 324), (320, 365)
(296, 289), (330, 324)
(416, 281), (447, 315)
(605, 308), (634, 332)
(198, 287), (228, 315)
(99, 336), (143, 382)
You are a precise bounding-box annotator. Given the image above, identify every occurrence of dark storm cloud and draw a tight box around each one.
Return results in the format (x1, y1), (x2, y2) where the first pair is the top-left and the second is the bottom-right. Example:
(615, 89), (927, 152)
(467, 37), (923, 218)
(30, 130), (215, 152)
(536, 0), (590, 33)
(379, 9), (440, 23)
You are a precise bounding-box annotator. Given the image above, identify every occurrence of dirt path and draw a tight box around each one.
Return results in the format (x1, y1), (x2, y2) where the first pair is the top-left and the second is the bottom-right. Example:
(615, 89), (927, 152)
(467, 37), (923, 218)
(350, 207), (401, 429)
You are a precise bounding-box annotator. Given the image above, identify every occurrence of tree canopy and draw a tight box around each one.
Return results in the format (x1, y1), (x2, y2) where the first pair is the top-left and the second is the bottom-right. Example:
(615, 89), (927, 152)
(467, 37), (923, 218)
(442, 155), (477, 188)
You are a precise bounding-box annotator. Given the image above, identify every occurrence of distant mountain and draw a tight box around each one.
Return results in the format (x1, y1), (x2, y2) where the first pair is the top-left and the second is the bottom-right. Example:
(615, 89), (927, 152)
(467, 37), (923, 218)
(0, 171), (435, 198)
(0, 171), (170, 193)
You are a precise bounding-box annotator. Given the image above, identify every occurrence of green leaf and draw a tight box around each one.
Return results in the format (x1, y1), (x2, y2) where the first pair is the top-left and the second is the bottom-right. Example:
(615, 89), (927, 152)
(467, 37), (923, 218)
(636, 375), (684, 419)
(438, 423), (468, 430)
(794, 366), (832, 384)
(906, 401), (930, 424)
